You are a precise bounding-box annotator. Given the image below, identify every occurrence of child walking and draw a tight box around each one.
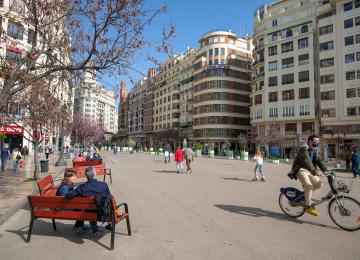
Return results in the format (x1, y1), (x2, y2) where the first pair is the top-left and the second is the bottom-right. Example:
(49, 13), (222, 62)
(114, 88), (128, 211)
(253, 151), (265, 182)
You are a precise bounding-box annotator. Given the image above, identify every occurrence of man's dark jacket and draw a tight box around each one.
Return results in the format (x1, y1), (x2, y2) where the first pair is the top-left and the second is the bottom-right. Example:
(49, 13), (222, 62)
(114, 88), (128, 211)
(292, 144), (327, 175)
(65, 178), (110, 198)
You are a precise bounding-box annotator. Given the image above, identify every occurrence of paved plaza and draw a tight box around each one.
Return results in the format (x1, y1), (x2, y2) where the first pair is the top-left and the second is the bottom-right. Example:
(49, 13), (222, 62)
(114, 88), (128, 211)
(0, 151), (359, 260)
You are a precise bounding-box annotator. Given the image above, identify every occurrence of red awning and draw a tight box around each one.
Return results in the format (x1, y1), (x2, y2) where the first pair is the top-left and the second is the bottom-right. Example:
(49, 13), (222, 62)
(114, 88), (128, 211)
(0, 125), (24, 135)
(6, 45), (23, 53)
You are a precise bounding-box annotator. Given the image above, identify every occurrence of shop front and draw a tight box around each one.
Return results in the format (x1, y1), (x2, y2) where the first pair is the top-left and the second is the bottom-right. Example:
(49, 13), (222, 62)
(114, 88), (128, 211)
(0, 125), (24, 151)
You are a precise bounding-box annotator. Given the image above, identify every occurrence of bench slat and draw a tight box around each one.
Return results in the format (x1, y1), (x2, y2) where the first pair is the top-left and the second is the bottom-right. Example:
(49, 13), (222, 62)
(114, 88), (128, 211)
(30, 196), (95, 203)
(32, 201), (98, 210)
(33, 210), (98, 221)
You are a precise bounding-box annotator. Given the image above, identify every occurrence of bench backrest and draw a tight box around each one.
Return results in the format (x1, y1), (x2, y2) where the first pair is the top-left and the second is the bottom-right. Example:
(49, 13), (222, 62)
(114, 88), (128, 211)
(67, 165), (107, 178)
(37, 175), (56, 195)
(28, 195), (118, 222)
(73, 160), (102, 167)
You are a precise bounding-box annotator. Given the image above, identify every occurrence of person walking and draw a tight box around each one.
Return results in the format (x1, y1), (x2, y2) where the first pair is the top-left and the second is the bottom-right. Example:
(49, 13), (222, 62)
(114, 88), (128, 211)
(1, 144), (11, 172)
(174, 146), (184, 174)
(351, 147), (360, 178)
(164, 150), (170, 164)
(184, 147), (194, 174)
(252, 151), (265, 182)
(45, 146), (50, 160)
(11, 148), (22, 172)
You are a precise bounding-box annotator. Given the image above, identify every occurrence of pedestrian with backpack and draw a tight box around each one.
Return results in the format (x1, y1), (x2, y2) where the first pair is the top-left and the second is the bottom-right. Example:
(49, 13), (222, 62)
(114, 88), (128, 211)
(11, 148), (22, 172)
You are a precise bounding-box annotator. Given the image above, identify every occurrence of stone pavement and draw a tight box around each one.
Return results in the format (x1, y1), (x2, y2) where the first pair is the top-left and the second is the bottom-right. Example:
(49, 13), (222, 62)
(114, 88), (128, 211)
(0, 152), (69, 225)
(0, 151), (359, 260)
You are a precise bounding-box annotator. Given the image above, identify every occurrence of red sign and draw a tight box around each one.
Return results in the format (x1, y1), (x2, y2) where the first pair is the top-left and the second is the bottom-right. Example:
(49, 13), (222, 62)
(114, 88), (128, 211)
(6, 45), (23, 54)
(0, 125), (24, 135)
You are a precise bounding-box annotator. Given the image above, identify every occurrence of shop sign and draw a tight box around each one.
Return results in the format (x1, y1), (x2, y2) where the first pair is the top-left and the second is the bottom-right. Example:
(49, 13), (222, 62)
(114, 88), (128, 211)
(204, 65), (230, 70)
(0, 125), (24, 135)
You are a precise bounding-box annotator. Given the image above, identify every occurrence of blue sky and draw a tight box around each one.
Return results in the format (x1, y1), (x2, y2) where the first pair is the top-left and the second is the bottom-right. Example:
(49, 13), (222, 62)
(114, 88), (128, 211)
(99, 0), (269, 96)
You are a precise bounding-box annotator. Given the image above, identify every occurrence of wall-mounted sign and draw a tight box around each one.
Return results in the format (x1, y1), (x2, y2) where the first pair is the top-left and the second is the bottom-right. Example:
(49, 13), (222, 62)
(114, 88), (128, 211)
(204, 65), (230, 70)
(0, 125), (24, 135)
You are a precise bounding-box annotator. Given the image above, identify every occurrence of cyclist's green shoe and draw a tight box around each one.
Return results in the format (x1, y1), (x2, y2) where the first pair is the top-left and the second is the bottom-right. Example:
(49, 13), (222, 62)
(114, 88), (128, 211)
(306, 206), (320, 216)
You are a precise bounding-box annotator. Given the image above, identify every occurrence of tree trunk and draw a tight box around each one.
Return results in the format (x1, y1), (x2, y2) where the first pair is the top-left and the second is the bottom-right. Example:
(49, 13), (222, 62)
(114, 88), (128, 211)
(33, 139), (40, 180)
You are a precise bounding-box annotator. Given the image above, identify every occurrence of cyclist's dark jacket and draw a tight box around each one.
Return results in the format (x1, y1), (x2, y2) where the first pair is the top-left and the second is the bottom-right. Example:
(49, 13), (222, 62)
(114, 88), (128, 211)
(291, 144), (327, 175)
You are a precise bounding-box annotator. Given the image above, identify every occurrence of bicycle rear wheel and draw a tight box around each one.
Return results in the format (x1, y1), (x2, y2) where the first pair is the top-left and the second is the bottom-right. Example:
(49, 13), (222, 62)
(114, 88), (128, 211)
(328, 196), (360, 231)
(279, 193), (305, 218)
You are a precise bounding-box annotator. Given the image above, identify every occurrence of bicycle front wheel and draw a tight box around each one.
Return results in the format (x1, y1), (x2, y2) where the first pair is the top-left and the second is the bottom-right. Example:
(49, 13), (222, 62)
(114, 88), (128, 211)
(279, 193), (305, 218)
(328, 196), (360, 231)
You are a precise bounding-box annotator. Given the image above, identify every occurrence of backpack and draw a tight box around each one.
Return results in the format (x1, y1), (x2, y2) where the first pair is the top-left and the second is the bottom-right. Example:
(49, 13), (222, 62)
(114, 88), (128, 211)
(95, 193), (113, 223)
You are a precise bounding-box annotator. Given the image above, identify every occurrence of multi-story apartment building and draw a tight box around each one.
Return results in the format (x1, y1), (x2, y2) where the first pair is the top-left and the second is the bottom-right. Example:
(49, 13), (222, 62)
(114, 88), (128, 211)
(317, 0), (360, 157)
(118, 81), (128, 138)
(179, 48), (196, 145)
(143, 69), (157, 145)
(150, 55), (183, 148)
(75, 71), (118, 136)
(193, 30), (253, 154)
(0, 0), (73, 152)
(127, 77), (148, 146)
(252, 0), (317, 158)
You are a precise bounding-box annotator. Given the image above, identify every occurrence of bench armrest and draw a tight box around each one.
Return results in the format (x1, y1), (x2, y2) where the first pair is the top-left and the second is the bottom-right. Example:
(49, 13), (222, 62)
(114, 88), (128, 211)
(116, 202), (129, 213)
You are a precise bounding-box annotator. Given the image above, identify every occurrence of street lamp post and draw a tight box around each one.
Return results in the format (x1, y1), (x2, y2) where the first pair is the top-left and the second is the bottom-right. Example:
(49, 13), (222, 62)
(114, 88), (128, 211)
(55, 105), (67, 167)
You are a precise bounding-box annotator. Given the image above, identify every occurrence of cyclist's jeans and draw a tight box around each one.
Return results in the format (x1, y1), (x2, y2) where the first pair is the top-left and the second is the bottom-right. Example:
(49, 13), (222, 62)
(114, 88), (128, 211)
(297, 168), (323, 206)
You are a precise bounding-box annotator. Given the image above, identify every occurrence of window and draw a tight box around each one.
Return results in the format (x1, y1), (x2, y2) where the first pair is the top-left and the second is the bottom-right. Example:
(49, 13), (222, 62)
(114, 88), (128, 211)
(302, 122), (314, 134)
(356, 0), (360, 8)
(299, 87), (310, 99)
(285, 123), (297, 134)
(268, 76), (278, 87)
(357, 52), (360, 61)
(347, 107), (357, 116)
(345, 53), (355, 63)
(319, 25), (333, 35)
(322, 109), (336, 118)
(269, 108), (278, 118)
(5, 49), (22, 62)
(345, 36), (354, 46)
(346, 88), (357, 98)
(282, 57), (294, 69)
(220, 48), (225, 55)
(356, 16), (360, 26)
(282, 90), (294, 100)
(269, 61), (278, 71)
(320, 41), (334, 51)
(298, 54), (309, 66)
(297, 70), (308, 84)
(281, 41), (293, 53)
(321, 91), (335, 100)
(254, 94), (262, 105)
(320, 74), (335, 84)
(320, 58), (334, 67)
(298, 38), (308, 49)
(209, 49), (213, 56)
(356, 34), (360, 43)
(27, 29), (36, 45)
(272, 34), (278, 42)
(286, 29), (293, 38)
(346, 71), (355, 80)
(300, 105), (310, 116)
(268, 46), (277, 56)
(7, 21), (24, 39)
(344, 18), (353, 29)
(282, 73), (294, 85)
(344, 2), (353, 11)
(272, 19), (278, 27)
(268, 92), (278, 102)
(301, 25), (308, 34)
(282, 106), (295, 117)
(214, 48), (219, 55)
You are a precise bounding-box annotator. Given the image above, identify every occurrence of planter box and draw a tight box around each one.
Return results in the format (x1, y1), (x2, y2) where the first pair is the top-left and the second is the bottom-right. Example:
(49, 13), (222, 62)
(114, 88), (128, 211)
(208, 150), (215, 158)
(240, 152), (249, 161)
(270, 159), (280, 164)
(195, 150), (202, 157)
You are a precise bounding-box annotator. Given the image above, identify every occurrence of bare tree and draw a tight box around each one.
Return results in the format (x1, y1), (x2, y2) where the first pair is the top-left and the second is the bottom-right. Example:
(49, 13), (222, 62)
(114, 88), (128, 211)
(71, 113), (104, 147)
(0, 0), (174, 109)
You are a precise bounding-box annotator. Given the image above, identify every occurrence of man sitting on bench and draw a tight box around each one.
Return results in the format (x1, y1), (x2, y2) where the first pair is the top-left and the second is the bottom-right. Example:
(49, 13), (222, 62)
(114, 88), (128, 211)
(65, 167), (110, 237)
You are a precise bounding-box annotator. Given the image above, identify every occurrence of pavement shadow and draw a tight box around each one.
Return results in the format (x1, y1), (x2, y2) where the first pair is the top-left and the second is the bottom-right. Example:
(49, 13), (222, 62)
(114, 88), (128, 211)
(154, 170), (179, 174)
(215, 204), (342, 231)
(6, 220), (112, 250)
(222, 177), (253, 182)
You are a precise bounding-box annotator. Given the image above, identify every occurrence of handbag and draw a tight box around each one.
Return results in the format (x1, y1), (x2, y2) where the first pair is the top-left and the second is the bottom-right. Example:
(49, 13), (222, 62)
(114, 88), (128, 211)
(16, 154), (22, 160)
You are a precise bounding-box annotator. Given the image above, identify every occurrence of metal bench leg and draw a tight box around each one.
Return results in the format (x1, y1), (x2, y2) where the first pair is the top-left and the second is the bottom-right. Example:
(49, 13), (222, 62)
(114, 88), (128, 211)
(123, 203), (131, 236)
(110, 216), (116, 250)
(26, 218), (34, 242)
(52, 219), (57, 231)
(110, 172), (112, 184)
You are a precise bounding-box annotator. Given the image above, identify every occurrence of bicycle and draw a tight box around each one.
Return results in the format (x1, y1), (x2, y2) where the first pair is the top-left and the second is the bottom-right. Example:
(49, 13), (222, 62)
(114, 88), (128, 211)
(279, 171), (360, 231)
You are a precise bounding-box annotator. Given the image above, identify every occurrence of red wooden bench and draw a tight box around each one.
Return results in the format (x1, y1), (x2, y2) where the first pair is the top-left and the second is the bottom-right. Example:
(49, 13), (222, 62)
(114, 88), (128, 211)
(27, 195), (131, 250)
(36, 175), (59, 195)
(73, 160), (102, 167)
(68, 165), (112, 183)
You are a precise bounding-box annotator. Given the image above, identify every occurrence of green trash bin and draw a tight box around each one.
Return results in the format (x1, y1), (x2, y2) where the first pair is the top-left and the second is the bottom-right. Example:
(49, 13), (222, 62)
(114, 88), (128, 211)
(40, 160), (49, 172)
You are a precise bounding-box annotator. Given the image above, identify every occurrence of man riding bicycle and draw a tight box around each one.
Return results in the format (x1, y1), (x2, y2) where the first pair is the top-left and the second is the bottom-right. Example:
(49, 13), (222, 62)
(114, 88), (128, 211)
(291, 135), (328, 216)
